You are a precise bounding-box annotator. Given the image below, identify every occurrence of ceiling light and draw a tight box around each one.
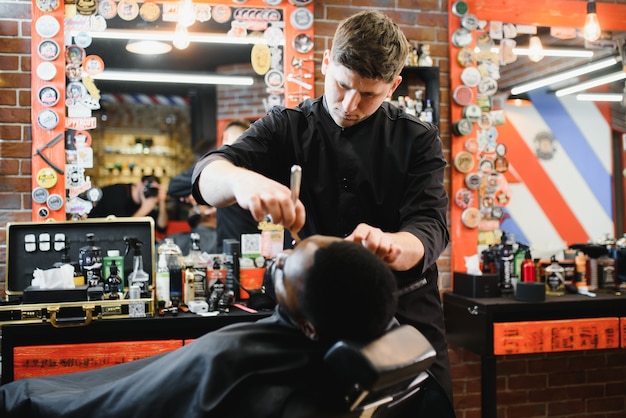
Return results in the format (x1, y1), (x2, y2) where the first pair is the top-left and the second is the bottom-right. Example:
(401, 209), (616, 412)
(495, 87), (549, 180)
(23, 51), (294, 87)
(173, 22), (190, 50)
(506, 92), (532, 106)
(510, 56), (621, 95)
(575, 93), (623, 102)
(178, 0), (196, 28)
(528, 36), (544, 62)
(92, 69), (255, 86)
(584, 0), (602, 42)
(80, 29), (272, 46)
(125, 39), (172, 55)
(555, 71), (626, 96)
(512, 48), (593, 58)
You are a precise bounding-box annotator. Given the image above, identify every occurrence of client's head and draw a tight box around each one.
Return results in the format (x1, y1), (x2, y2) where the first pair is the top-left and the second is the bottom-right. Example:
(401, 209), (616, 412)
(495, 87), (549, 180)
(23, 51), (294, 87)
(272, 235), (398, 345)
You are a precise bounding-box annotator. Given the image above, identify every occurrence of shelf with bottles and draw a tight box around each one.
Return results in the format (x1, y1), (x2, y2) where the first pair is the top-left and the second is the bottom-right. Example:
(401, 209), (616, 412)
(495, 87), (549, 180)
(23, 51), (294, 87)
(88, 131), (193, 189)
(392, 66), (440, 126)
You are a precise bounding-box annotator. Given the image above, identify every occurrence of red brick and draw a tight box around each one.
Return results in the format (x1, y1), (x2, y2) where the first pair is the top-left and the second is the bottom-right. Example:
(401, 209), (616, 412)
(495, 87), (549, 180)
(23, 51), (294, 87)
(548, 370), (587, 386)
(0, 55), (19, 70)
(0, 192), (21, 208)
(508, 373), (547, 390)
(588, 396), (625, 413)
(0, 37), (30, 54)
(18, 89), (30, 106)
(0, 89), (17, 105)
(0, 176), (30, 193)
(0, 124), (22, 140)
(0, 107), (30, 123)
(547, 399), (586, 416)
(0, 140), (31, 158)
(503, 403), (546, 418)
(0, 20), (18, 36)
(0, 71), (31, 88)
(0, 160), (19, 175)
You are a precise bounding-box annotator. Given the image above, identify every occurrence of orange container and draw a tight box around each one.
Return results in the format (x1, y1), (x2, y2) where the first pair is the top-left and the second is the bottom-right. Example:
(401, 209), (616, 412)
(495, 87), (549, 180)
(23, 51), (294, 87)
(239, 267), (266, 299)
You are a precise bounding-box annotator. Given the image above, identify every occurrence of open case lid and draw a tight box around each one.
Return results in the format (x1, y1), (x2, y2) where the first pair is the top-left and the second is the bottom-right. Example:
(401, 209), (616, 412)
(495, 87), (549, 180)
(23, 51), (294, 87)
(5, 216), (155, 298)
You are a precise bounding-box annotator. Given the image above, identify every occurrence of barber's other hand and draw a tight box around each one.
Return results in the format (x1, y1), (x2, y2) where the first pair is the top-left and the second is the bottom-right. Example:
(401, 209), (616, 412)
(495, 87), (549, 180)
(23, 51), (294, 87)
(345, 223), (402, 266)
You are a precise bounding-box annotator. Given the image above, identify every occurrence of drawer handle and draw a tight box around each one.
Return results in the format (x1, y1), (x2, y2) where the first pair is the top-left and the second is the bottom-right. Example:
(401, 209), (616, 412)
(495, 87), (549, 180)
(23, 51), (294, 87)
(48, 305), (95, 328)
(467, 305), (479, 315)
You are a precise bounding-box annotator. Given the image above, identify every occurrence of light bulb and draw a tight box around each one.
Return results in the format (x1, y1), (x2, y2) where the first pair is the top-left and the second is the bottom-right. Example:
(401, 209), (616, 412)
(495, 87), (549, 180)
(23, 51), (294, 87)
(528, 36), (544, 62)
(173, 22), (190, 50)
(584, 1), (601, 42)
(178, 0), (196, 28)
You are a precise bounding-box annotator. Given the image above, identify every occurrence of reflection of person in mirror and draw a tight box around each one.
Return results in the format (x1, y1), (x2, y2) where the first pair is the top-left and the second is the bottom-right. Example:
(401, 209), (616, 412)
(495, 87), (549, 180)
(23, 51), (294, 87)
(89, 175), (168, 235)
(168, 120), (254, 252)
(191, 10), (454, 416)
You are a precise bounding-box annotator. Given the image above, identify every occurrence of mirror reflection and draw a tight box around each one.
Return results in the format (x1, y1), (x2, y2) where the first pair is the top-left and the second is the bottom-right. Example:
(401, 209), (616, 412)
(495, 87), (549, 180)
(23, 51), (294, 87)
(59, 1), (312, 225)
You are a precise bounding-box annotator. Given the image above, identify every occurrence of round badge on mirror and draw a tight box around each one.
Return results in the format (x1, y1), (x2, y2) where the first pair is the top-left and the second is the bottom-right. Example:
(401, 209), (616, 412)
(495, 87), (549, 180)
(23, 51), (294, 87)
(36, 0), (60, 12)
(36, 61), (57, 81)
(98, 0), (118, 19)
(38, 86), (60, 107)
(293, 33), (314, 54)
(37, 40), (60, 61)
(36, 15), (60, 38)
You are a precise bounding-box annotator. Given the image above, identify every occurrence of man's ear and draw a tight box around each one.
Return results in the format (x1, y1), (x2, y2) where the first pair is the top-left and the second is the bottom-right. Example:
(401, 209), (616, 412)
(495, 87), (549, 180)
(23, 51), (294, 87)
(298, 319), (319, 341)
(321, 49), (330, 76)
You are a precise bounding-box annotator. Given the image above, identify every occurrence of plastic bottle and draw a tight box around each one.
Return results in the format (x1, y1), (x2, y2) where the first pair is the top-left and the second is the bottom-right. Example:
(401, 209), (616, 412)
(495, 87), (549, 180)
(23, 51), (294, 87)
(545, 255), (565, 295)
(575, 251), (588, 288)
(79, 233), (103, 287)
(103, 249), (124, 293)
(187, 232), (208, 301)
(498, 233), (514, 294)
(422, 99), (434, 123)
(156, 252), (170, 307)
(125, 236), (150, 298)
(513, 243), (528, 280)
(520, 249), (536, 282)
(158, 238), (184, 306)
(104, 260), (122, 300)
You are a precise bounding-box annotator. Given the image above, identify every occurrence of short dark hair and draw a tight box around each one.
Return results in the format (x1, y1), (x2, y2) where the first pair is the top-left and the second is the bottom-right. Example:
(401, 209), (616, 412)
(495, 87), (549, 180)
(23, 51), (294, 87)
(225, 119), (251, 132)
(330, 10), (410, 83)
(299, 241), (398, 344)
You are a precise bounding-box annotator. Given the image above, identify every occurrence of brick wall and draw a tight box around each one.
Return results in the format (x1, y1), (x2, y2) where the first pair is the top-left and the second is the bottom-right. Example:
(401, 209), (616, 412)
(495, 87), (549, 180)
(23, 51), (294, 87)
(1, 1), (625, 417)
(0, 0), (34, 290)
(451, 347), (626, 418)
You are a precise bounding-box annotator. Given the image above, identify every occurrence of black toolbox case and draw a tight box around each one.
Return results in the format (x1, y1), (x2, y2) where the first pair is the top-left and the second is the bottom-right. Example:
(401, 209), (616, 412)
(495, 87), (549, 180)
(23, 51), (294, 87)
(2, 216), (155, 326)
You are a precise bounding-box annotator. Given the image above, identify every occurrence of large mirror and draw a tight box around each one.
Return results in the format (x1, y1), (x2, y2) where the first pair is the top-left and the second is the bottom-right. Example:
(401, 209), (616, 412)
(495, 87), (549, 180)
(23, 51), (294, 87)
(448, 0), (626, 271)
(30, 0), (314, 221)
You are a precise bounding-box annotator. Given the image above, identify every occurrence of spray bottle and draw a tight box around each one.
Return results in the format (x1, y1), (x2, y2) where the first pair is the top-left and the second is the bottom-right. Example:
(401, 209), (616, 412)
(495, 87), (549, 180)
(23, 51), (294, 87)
(156, 252), (170, 309)
(124, 236), (150, 298)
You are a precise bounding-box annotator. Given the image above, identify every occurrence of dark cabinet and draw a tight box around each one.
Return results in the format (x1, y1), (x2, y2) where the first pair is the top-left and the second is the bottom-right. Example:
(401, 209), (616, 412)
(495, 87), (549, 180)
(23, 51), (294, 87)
(394, 66), (440, 126)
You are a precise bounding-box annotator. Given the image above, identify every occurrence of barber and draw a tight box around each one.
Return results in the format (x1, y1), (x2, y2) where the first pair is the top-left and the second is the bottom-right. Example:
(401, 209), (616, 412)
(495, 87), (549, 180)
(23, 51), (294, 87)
(192, 10), (453, 416)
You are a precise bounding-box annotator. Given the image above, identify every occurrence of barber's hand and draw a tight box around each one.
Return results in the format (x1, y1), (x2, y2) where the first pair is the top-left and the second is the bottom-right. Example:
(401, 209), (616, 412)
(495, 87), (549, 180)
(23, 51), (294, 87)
(232, 171), (306, 232)
(345, 223), (402, 265)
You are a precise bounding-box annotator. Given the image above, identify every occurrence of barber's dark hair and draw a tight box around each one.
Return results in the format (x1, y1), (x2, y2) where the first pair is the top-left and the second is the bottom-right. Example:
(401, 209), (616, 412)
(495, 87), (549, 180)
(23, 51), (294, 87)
(299, 241), (398, 344)
(225, 119), (251, 131)
(330, 10), (410, 83)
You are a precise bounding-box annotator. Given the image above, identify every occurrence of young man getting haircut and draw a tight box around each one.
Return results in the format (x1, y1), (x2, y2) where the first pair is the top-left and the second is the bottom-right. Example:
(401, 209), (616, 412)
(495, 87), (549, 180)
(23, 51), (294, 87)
(0, 235), (398, 418)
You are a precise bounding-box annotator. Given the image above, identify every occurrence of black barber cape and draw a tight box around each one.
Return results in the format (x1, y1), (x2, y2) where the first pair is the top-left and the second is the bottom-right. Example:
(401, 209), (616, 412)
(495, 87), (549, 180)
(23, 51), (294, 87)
(0, 308), (325, 418)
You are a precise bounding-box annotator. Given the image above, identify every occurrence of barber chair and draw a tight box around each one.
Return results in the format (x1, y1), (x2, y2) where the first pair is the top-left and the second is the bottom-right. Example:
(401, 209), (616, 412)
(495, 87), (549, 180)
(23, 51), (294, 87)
(282, 324), (437, 418)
